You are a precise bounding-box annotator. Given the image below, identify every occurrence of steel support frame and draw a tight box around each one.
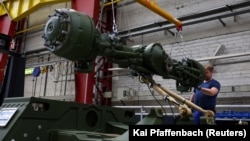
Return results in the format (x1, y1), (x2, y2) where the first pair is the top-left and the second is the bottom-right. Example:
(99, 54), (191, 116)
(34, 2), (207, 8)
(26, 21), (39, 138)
(0, 15), (16, 83)
(0, 15), (26, 106)
(95, 56), (112, 106)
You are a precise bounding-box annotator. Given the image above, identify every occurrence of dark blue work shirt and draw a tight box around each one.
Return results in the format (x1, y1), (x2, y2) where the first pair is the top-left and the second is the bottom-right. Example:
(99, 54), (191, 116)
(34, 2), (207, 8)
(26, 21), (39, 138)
(193, 79), (221, 112)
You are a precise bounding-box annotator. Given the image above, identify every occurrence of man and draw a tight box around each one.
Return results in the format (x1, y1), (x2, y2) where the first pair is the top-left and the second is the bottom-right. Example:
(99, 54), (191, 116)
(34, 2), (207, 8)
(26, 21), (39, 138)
(190, 63), (221, 124)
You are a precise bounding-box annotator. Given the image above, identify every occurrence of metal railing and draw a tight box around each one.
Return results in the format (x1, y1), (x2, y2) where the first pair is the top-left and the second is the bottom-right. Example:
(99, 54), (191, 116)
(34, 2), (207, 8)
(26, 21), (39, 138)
(114, 105), (250, 121)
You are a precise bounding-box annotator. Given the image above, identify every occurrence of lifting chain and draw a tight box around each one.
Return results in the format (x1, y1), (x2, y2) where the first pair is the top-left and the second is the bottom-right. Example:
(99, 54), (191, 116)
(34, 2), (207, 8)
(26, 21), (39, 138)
(111, 0), (118, 35)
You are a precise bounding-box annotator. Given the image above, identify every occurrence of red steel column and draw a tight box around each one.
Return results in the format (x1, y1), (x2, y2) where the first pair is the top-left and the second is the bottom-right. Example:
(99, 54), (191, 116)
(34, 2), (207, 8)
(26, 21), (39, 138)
(72, 0), (100, 104)
(0, 15), (16, 85)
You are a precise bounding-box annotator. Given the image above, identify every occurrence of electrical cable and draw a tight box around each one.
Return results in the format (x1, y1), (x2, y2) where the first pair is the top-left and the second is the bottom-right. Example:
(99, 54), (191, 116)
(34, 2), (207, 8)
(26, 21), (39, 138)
(63, 61), (69, 96)
(163, 95), (178, 122)
(32, 58), (40, 96)
(43, 54), (50, 96)
(96, 0), (105, 31)
(38, 57), (44, 97)
(139, 74), (179, 122)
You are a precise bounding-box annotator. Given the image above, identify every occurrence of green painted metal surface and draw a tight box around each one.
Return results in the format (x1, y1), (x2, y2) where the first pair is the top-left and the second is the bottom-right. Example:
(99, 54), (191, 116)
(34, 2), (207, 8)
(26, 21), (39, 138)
(42, 8), (205, 92)
(47, 108), (164, 141)
(0, 97), (137, 141)
(1, 97), (183, 141)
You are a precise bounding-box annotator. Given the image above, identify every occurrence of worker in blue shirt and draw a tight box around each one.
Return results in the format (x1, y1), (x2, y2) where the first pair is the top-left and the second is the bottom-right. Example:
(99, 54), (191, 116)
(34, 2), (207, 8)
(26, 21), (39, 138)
(190, 63), (221, 125)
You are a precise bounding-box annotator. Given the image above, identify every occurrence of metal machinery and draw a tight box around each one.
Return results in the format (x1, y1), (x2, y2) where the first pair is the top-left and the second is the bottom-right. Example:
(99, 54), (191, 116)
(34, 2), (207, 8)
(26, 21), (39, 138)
(42, 8), (204, 92)
(0, 86), (212, 141)
(0, 1), (220, 141)
(0, 6), (217, 141)
(0, 97), (138, 141)
(41, 8), (214, 118)
(42, 7), (209, 114)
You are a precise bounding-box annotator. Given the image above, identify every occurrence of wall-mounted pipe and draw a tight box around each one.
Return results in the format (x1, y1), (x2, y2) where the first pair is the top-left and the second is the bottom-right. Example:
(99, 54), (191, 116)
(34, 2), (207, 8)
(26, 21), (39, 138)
(118, 0), (250, 37)
(15, 24), (44, 35)
(103, 0), (122, 7)
(196, 52), (250, 62)
(118, 8), (250, 38)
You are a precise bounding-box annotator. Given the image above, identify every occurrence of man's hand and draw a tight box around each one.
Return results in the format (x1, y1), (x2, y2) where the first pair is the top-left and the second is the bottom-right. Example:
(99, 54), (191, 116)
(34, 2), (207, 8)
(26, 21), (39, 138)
(195, 86), (201, 91)
(197, 86), (202, 91)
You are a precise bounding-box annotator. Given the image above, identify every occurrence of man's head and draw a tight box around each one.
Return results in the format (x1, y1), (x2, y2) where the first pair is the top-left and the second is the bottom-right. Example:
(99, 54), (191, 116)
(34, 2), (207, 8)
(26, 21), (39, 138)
(204, 63), (214, 81)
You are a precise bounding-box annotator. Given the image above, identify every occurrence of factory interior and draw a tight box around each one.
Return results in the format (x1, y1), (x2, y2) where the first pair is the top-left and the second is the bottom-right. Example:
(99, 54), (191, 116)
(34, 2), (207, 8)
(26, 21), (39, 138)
(0, 0), (250, 140)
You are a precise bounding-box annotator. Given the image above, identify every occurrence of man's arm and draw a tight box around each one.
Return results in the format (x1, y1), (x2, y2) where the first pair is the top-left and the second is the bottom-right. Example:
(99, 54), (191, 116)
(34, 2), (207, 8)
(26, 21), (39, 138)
(189, 93), (194, 102)
(199, 87), (218, 96)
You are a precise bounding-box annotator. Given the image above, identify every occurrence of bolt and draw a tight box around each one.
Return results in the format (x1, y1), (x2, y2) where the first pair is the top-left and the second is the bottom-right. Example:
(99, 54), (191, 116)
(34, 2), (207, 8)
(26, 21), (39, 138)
(47, 23), (54, 32)
(37, 125), (42, 130)
(61, 30), (68, 34)
(23, 133), (28, 138)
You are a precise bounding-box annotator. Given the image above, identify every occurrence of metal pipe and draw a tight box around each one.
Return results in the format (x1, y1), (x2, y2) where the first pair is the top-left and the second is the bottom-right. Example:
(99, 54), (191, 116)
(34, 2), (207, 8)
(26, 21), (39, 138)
(15, 24), (44, 35)
(103, 0), (122, 7)
(196, 52), (250, 62)
(120, 1), (250, 34)
(118, 0), (250, 37)
(115, 0), (136, 8)
(25, 58), (68, 68)
(114, 105), (250, 108)
(118, 8), (250, 38)
(135, 0), (182, 29)
(43, 54), (50, 96)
